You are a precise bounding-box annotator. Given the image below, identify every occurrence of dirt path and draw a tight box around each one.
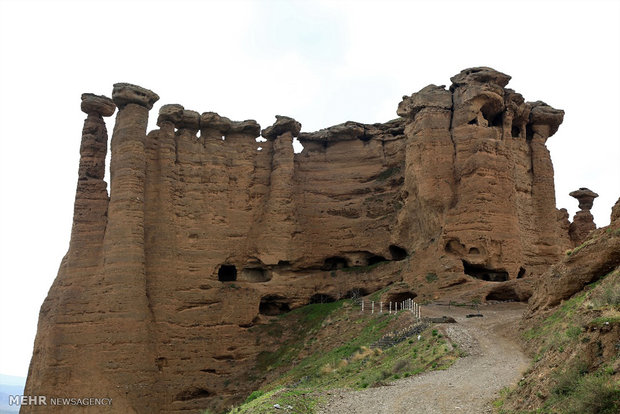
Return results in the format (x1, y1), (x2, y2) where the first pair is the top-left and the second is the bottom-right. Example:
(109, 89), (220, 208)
(318, 302), (529, 414)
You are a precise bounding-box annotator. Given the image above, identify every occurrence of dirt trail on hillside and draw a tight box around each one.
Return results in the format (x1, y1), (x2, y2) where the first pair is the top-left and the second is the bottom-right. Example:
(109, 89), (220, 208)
(318, 303), (529, 414)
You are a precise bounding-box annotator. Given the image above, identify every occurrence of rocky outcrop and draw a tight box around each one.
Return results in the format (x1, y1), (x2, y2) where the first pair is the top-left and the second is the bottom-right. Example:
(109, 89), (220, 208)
(529, 197), (620, 313)
(25, 69), (576, 413)
(568, 187), (599, 245)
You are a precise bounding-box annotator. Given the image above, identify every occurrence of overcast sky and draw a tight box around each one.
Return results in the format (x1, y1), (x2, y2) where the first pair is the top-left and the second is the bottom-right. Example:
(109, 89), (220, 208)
(1, 0), (618, 378)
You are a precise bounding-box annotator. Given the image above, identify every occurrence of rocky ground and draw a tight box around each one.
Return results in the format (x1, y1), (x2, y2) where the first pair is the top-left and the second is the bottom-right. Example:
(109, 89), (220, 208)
(318, 302), (529, 414)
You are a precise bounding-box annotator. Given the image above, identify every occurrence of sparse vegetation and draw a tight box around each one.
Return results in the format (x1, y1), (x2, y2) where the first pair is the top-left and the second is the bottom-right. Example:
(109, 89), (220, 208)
(232, 297), (459, 413)
(497, 269), (620, 413)
(425, 273), (438, 283)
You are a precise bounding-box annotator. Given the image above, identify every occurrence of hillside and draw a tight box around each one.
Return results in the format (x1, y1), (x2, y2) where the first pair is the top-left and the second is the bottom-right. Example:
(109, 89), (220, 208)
(496, 199), (620, 413)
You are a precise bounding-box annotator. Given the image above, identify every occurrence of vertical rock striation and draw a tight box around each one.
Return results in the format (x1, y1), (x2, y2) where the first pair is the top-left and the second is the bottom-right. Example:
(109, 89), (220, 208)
(25, 68), (583, 413)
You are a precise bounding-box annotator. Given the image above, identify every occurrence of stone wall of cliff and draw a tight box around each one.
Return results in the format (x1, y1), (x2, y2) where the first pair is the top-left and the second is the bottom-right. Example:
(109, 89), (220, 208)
(24, 68), (573, 413)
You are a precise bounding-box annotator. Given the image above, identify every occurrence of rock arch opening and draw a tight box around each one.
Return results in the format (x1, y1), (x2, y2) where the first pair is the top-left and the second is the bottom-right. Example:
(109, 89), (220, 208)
(517, 267), (526, 279)
(485, 285), (530, 302)
(218, 264), (237, 282)
(389, 245), (408, 261)
(461, 260), (508, 282)
(259, 295), (290, 316)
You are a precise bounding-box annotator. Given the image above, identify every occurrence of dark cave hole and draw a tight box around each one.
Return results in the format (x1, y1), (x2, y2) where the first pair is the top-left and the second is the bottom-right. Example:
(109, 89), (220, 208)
(259, 295), (290, 316)
(468, 118), (478, 125)
(389, 245), (408, 261)
(240, 267), (270, 282)
(218, 264), (237, 282)
(344, 288), (369, 299)
(367, 255), (387, 265)
(175, 387), (211, 401)
(489, 113), (503, 127)
(321, 256), (349, 271)
(385, 291), (417, 303)
(309, 293), (337, 304)
(511, 125), (520, 138)
(468, 247), (480, 255)
(526, 124), (534, 140)
(462, 260), (509, 282)
(517, 267), (526, 279)
(485, 285), (529, 302)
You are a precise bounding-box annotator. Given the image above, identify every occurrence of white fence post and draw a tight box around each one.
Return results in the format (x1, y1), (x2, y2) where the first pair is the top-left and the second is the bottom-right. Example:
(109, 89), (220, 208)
(361, 300), (364, 313)
(371, 301), (374, 314)
(380, 302), (383, 313)
(389, 302), (392, 314)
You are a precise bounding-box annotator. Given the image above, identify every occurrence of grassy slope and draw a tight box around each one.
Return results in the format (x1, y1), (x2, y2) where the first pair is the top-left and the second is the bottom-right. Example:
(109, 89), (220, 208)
(495, 269), (620, 414)
(222, 297), (458, 413)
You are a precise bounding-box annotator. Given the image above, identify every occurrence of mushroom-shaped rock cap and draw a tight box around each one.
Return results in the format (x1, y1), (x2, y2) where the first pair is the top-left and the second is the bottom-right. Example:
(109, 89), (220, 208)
(178, 110), (201, 130)
(529, 101), (565, 137)
(569, 188), (599, 211)
(81, 93), (116, 117)
(261, 115), (302, 140)
(450, 67), (511, 89)
(229, 120), (261, 136)
(157, 104), (184, 126)
(298, 121), (365, 142)
(397, 84), (452, 118)
(200, 112), (232, 133)
(112, 83), (159, 110)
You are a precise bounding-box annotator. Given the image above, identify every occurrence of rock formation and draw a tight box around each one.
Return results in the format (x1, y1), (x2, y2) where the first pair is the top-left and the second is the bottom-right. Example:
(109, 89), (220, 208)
(568, 187), (598, 245)
(25, 68), (578, 413)
(529, 196), (620, 313)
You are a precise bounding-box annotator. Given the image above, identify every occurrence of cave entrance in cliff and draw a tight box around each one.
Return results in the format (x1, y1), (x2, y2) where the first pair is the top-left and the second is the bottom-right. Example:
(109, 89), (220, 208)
(517, 267), (526, 279)
(259, 295), (290, 316)
(218, 265), (237, 282)
(461, 260), (509, 282)
(367, 255), (387, 266)
(385, 291), (417, 303)
(345, 288), (369, 300)
(389, 245), (408, 261)
(309, 293), (337, 304)
(485, 285), (529, 302)
(321, 256), (349, 271)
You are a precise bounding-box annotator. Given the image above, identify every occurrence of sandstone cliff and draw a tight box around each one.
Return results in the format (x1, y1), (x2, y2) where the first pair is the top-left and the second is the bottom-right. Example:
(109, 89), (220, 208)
(25, 68), (573, 413)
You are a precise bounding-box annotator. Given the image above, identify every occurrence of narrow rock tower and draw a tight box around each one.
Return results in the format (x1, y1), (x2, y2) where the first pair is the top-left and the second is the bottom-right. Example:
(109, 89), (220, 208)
(569, 187), (598, 245)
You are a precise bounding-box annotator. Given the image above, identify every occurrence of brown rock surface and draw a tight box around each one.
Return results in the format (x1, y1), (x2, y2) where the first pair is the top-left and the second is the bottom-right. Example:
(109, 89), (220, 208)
(25, 68), (576, 413)
(529, 197), (620, 313)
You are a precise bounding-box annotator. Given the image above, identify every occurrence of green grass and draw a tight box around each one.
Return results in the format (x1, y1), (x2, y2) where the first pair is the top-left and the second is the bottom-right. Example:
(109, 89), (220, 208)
(425, 273), (438, 283)
(498, 270), (620, 413)
(232, 299), (459, 413)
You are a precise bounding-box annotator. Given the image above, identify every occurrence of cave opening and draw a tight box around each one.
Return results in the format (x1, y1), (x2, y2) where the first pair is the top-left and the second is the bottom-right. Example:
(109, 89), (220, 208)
(389, 245), (408, 261)
(309, 293), (337, 304)
(511, 125), (520, 138)
(174, 387), (211, 401)
(367, 255), (387, 265)
(321, 256), (349, 271)
(218, 264), (237, 282)
(485, 285), (529, 302)
(461, 260), (509, 282)
(259, 295), (290, 316)
(385, 291), (417, 303)
(517, 267), (526, 279)
(240, 267), (270, 282)
(344, 288), (369, 299)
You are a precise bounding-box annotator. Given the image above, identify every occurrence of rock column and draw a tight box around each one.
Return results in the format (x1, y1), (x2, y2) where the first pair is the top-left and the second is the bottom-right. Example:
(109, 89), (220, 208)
(102, 83), (160, 412)
(569, 187), (598, 245)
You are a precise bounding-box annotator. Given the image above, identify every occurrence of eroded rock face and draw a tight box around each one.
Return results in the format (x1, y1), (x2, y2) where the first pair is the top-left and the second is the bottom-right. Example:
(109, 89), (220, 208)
(528, 197), (620, 313)
(25, 68), (575, 413)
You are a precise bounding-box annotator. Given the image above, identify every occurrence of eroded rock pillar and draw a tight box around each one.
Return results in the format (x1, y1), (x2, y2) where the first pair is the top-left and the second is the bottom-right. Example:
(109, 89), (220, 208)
(569, 187), (598, 246)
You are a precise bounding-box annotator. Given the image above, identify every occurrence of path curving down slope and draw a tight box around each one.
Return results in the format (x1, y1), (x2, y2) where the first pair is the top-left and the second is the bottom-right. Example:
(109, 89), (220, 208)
(318, 303), (529, 414)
